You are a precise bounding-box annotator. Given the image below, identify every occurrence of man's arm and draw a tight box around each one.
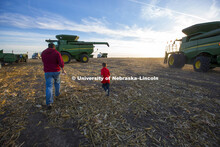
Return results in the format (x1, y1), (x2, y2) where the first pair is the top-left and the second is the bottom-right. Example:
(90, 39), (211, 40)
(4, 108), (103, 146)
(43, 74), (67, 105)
(57, 52), (66, 74)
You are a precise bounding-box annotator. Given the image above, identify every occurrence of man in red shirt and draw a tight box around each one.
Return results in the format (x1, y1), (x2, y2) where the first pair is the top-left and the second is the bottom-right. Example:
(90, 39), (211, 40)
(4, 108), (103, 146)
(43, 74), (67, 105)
(42, 43), (66, 109)
(101, 63), (110, 96)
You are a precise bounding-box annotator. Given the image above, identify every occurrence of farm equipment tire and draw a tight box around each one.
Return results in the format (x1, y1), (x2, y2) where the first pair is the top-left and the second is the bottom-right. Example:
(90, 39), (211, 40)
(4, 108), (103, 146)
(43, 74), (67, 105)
(168, 54), (178, 68)
(80, 54), (89, 63)
(15, 59), (20, 63)
(193, 56), (210, 72)
(61, 52), (71, 64)
(176, 54), (185, 68)
(168, 54), (185, 68)
(1, 62), (5, 66)
(0, 62), (2, 69)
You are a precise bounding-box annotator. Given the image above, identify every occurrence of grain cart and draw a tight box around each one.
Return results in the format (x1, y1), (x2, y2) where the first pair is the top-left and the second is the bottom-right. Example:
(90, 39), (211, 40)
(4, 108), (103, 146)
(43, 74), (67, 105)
(0, 50), (28, 66)
(164, 21), (220, 72)
(0, 49), (17, 65)
(46, 34), (109, 63)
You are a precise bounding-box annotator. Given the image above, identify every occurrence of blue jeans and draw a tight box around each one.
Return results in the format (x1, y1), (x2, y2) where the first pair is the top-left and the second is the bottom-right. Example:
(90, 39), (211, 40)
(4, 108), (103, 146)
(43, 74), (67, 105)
(45, 72), (60, 105)
(102, 83), (110, 96)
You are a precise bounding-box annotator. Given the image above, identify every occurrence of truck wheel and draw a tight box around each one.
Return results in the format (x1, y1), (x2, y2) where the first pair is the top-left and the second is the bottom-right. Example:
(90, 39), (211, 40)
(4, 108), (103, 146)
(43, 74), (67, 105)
(61, 52), (71, 64)
(80, 54), (89, 63)
(193, 56), (210, 72)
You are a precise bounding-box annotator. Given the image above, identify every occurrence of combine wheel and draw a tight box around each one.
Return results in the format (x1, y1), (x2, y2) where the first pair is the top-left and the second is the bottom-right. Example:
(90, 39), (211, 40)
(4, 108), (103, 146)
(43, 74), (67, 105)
(168, 54), (179, 68)
(176, 54), (185, 68)
(193, 56), (210, 72)
(61, 52), (71, 64)
(80, 54), (89, 63)
(168, 53), (185, 68)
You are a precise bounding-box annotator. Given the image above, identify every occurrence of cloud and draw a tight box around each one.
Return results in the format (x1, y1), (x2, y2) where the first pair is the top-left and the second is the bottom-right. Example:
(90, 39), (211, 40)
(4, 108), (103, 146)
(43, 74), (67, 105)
(0, 11), (172, 41)
(0, 11), (190, 57)
(131, 0), (209, 21)
(204, 0), (220, 19)
(140, 0), (173, 19)
(0, 0), (219, 57)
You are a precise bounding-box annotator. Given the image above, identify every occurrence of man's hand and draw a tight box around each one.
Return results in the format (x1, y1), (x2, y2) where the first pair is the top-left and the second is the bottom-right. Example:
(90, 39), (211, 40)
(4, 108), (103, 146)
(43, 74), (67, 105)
(61, 68), (67, 75)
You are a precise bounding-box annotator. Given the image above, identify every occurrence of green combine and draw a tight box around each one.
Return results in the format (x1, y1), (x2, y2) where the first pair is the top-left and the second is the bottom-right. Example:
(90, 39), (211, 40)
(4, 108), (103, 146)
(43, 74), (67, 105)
(46, 34), (109, 63)
(164, 21), (220, 72)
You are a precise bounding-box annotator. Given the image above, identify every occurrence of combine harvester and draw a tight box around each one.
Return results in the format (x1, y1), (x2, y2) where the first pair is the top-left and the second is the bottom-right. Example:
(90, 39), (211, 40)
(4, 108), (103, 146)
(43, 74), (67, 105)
(164, 21), (220, 72)
(46, 34), (109, 63)
(0, 50), (28, 69)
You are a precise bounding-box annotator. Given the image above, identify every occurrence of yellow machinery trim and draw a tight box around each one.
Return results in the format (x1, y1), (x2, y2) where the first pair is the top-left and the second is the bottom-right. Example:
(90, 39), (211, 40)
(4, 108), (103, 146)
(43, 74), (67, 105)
(62, 48), (93, 51)
(183, 42), (219, 51)
(75, 36), (79, 41)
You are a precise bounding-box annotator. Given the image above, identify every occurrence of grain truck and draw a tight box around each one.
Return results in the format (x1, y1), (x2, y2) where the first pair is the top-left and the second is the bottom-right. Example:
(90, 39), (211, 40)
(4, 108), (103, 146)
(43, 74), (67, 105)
(164, 21), (220, 72)
(46, 34), (109, 63)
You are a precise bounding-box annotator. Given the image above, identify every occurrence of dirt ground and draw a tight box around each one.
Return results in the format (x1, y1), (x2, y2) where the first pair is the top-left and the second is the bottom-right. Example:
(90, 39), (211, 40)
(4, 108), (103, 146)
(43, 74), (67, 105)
(0, 58), (220, 146)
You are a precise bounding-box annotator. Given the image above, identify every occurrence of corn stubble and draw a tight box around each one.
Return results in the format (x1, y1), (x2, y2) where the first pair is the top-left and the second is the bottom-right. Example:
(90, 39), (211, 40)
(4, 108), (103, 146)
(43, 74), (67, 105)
(0, 58), (219, 146)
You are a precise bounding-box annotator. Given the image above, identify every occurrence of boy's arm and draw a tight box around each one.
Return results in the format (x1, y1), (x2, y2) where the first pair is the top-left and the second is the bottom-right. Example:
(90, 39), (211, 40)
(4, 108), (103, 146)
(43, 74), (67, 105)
(108, 69), (110, 76)
(101, 69), (103, 76)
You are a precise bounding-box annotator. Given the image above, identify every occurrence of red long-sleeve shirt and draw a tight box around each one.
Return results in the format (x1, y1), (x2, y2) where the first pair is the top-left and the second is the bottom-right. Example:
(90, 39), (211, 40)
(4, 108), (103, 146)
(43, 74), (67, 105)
(101, 67), (110, 83)
(41, 48), (64, 72)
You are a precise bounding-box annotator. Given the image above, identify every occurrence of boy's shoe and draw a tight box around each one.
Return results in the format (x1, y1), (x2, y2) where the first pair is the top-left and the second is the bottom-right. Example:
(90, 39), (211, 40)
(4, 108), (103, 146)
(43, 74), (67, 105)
(47, 104), (52, 110)
(106, 90), (109, 96)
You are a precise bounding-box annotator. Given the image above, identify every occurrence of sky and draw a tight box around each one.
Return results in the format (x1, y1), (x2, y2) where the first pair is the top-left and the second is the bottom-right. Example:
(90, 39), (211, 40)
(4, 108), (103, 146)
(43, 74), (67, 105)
(0, 0), (219, 57)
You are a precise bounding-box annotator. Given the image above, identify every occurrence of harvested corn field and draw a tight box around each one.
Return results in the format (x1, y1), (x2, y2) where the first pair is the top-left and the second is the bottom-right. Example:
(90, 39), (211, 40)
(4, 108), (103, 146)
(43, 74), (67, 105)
(0, 58), (220, 146)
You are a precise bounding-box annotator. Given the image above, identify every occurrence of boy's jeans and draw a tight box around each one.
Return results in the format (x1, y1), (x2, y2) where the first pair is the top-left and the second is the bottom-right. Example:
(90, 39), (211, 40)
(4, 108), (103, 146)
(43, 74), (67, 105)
(102, 83), (110, 96)
(45, 72), (60, 105)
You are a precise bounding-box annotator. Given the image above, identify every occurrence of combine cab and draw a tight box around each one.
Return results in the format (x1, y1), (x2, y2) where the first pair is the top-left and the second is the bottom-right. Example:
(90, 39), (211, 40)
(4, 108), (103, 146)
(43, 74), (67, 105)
(46, 34), (109, 63)
(164, 21), (220, 72)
